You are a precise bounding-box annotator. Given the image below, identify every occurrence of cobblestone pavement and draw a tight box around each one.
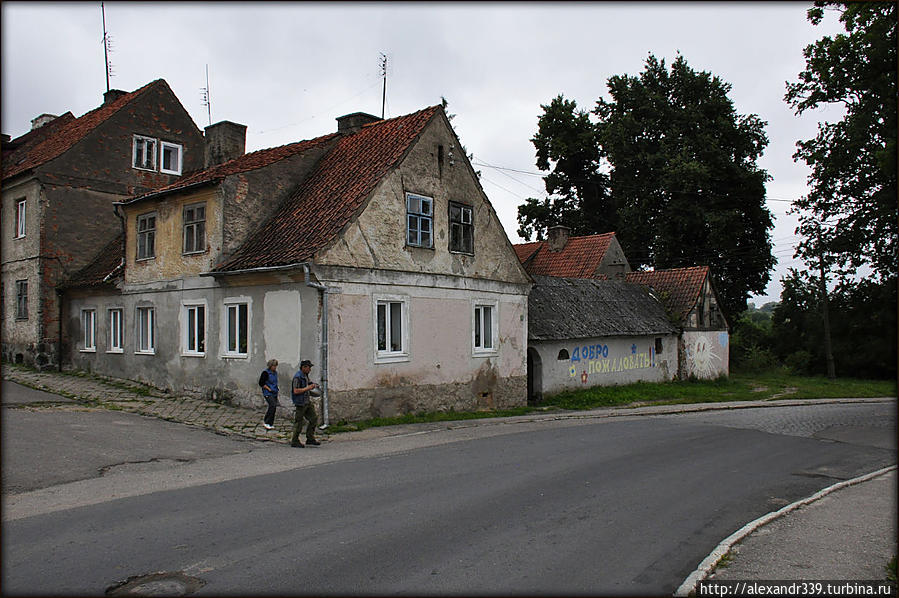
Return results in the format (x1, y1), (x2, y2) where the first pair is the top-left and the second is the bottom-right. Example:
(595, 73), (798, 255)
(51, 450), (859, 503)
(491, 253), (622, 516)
(1, 365), (307, 445)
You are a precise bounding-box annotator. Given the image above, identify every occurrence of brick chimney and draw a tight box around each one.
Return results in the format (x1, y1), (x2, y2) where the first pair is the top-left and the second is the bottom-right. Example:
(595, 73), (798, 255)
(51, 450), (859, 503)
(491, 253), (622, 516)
(204, 121), (247, 168)
(547, 225), (571, 252)
(30, 114), (59, 130)
(103, 89), (127, 105)
(336, 112), (381, 135)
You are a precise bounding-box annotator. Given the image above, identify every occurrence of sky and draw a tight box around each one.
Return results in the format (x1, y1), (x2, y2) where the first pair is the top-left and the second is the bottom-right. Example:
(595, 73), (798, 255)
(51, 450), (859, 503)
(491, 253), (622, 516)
(1, 1), (847, 306)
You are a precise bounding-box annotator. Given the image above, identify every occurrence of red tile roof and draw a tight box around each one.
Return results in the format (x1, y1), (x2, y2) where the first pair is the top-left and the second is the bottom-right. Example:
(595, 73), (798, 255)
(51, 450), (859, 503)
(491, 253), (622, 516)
(2, 80), (167, 181)
(215, 105), (442, 272)
(59, 233), (124, 289)
(512, 233), (617, 278)
(625, 266), (710, 320)
(124, 133), (340, 204)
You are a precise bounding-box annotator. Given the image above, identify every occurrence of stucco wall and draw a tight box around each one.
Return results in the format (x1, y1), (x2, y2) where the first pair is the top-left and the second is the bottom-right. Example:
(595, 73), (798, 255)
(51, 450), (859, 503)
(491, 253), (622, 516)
(680, 330), (729, 379)
(530, 333), (678, 397)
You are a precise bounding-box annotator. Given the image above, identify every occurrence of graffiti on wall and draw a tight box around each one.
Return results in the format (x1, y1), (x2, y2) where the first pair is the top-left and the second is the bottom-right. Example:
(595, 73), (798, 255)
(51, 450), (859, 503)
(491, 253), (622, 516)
(568, 343), (655, 384)
(682, 333), (728, 378)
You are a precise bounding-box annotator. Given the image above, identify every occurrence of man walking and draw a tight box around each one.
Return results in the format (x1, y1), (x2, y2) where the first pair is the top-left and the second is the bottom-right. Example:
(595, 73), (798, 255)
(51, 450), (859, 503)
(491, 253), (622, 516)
(290, 360), (321, 447)
(261, 359), (279, 430)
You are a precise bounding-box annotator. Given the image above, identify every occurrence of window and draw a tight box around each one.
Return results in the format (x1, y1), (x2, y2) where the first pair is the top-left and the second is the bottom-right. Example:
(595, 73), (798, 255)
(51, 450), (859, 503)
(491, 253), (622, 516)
(81, 309), (96, 352)
(224, 301), (249, 356)
(473, 303), (496, 353)
(181, 302), (206, 356)
(15, 199), (26, 238)
(136, 212), (156, 260)
(557, 349), (570, 360)
(133, 135), (157, 171)
(374, 296), (408, 362)
(655, 338), (663, 354)
(182, 203), (206, 254)
(108, 309), (124, 353)
(136, 306), (155, 354)
(406, 193), (433, 248)
(14, 280), (27, 319)
(449, 202), (473, 254)
(160, 141), (183, 175)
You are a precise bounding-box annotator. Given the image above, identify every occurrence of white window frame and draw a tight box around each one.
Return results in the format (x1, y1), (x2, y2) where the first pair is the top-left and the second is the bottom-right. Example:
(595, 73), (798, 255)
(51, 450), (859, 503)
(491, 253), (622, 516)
(180, 300), (207, 357)
(15, 199), (26, 238)
(472, 299), (499, 356)
(132, 135), (157, 171)
(222, 297), (251, 358)
(107, 308), (124, 353)
(136, 212), (156, 261)
(14, 280), (27, 320)
(373, 294), (410, 364)
(405, 192), (433, 249)
(136, 306), (156, 355)
(182, 202), (206, 254)
(81, 309), (96, 352)
(160, 141), (183, 175)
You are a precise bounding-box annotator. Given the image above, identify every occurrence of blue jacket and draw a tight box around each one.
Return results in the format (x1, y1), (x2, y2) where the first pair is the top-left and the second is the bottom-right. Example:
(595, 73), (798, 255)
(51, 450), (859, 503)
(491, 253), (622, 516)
(262, 369), (279, 398)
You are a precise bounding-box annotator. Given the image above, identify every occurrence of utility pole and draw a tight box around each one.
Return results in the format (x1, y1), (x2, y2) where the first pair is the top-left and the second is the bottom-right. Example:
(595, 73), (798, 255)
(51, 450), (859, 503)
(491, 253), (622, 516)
(818, 244), (836, 380)
(379, 53), (387, 119)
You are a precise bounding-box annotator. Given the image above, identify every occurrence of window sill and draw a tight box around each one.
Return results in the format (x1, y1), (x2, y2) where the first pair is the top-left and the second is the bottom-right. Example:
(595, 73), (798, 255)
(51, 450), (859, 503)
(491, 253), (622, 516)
(375, 353), (410, 365)
(182, 250), (207, 257)
(182, 352), (206, 358)
(132, 166), (156, 172)
(135, 350), (156, 356)
(79, 348), (97, 353)
(449, 250), (475, 256)
(221, 353), (249, 360)
(160, 169), (182, 176)
(473, 349), (498, 358)
(135, 257), (156, 262)
(106, 349), (124, 354)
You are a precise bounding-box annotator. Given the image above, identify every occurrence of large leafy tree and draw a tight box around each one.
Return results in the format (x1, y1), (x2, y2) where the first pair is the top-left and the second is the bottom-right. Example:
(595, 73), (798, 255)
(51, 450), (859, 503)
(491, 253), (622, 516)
(785, 2), (897, 284)
(517, 54), (776, 315)
(516, 96), (612, 240)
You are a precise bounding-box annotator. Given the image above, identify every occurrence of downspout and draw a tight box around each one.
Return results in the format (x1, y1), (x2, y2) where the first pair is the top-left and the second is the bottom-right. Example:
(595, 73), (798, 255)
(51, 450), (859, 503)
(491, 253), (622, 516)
(303, 263), (330, 428)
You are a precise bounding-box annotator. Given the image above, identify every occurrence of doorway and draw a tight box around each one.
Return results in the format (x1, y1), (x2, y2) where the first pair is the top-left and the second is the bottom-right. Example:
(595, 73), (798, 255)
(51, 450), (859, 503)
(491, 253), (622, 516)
(527, 347), (542, 405)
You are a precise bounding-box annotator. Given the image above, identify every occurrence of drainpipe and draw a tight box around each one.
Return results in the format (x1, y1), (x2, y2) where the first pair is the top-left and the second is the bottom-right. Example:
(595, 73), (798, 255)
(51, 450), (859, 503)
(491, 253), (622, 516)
(303, 263), (330, 428)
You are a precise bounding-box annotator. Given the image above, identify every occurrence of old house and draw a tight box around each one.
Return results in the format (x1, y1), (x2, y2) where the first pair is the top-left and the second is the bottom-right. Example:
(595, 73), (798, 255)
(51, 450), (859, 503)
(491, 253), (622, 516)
(2, 80), (204, 368)
(514, 231), (729, 394)
(62, 106), (532, 423)
(526, 276), (678, 402)
(626, 266), (729, 379)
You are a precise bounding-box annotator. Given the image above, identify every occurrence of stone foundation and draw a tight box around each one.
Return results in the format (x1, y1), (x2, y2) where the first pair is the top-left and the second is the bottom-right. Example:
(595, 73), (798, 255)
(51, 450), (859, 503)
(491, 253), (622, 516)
(1, 340), (59, 371)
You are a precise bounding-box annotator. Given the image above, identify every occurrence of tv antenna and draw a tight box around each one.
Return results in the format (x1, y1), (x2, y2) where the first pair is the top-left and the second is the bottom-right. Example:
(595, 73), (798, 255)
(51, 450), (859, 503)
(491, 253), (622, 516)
(200, 64), (212, 126)
(379, 53), (388, 119)
(101, 2), (114, 91)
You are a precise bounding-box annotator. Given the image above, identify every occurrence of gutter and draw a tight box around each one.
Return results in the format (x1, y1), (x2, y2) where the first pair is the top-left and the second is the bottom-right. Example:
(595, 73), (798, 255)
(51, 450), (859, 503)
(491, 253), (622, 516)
(303, 263), (331, 429)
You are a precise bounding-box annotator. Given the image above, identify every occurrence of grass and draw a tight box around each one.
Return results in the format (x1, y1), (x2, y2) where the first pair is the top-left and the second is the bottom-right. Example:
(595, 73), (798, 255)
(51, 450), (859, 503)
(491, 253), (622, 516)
(329, 369), (895, 434)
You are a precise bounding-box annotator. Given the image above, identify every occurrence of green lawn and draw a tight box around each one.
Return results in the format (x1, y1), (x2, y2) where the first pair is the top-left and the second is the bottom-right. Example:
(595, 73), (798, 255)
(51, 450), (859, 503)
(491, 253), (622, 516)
(328, 371), (896, 433)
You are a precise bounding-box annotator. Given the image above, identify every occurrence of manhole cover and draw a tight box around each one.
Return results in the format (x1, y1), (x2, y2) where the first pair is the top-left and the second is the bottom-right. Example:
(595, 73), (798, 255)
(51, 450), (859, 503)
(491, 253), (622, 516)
(106, 571), (206, 596)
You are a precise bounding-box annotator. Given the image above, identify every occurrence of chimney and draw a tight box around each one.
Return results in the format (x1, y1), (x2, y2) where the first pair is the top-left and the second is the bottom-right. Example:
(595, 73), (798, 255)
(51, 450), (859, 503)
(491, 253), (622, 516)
(204, 121), (247, 168)
(336, 112), (381, 135)
(30, 114), (59, 130)
(103, 89), (127, 105)
(547, 225), (571, 252)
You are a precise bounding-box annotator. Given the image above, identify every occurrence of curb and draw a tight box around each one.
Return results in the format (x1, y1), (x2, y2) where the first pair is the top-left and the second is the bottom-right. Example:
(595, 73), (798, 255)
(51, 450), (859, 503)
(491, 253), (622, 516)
(674, 464), (899, 597)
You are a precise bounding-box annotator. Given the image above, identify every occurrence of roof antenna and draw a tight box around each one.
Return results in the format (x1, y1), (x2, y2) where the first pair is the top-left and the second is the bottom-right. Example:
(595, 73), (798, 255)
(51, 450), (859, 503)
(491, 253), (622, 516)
(101, 2), (114, 92)
(200, 64), (212, 126)
(379, 52), (388, 119)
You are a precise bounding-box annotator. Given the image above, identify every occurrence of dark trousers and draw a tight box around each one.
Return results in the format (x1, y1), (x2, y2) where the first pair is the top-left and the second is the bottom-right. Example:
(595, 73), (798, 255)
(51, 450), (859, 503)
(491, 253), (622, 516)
(263, 396), (278, 426)
(291, 401), (318, 444)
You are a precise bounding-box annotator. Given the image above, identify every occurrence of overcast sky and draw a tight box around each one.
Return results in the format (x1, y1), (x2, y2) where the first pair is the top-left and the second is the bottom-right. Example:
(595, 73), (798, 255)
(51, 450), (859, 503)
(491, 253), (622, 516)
(1, 1), (846, 306)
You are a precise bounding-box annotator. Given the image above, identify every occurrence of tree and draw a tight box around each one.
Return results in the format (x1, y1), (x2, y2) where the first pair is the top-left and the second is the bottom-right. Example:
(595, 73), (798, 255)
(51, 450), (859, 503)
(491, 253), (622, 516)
(517, 54), (776, 315)
(516, 96), (611, 240)
(784, 2), (897, 284)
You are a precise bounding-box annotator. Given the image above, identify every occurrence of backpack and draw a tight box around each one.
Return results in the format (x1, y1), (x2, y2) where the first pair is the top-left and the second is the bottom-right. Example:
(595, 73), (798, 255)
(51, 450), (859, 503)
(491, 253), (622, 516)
(258, 370), (268, 388)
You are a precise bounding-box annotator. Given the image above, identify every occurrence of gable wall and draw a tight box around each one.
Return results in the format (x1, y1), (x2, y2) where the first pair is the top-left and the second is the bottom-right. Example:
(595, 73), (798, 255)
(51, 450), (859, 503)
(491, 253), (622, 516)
(596, 237), (631, 278)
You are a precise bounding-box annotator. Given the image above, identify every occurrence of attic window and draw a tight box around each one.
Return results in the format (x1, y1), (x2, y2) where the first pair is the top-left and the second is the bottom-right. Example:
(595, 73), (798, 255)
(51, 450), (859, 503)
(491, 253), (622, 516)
(406, 193), (433, 249)
(133, 135), (157, 171)
(160, 141), (183, 175)
(449, 202), (473, 254)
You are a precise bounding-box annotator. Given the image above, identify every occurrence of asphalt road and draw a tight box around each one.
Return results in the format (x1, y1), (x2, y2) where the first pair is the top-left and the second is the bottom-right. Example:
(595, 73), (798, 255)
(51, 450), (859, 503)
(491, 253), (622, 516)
(1, 380), (263, 494)
(2, 400), (894, 596)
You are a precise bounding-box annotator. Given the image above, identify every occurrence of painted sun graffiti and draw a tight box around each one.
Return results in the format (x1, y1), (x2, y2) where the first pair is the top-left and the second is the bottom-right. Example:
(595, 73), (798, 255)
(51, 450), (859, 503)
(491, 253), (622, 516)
(685, 335), (721, 378)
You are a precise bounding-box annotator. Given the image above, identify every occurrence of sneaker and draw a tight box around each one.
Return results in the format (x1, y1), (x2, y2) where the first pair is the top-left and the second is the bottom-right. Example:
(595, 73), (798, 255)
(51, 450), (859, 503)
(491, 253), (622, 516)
(263, 423), (274, 430)
(291, 441), (304, 448)
(306, 439), (321, 446)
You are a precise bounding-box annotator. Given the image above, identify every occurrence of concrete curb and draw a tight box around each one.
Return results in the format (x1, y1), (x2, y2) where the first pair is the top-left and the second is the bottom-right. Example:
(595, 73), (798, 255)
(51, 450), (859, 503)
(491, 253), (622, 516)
(674, 464), (899, 597)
